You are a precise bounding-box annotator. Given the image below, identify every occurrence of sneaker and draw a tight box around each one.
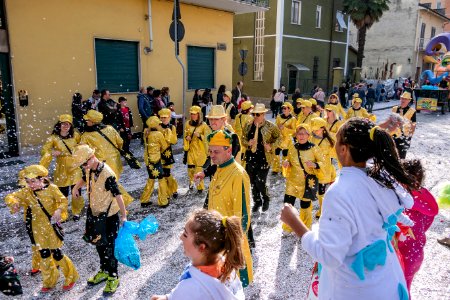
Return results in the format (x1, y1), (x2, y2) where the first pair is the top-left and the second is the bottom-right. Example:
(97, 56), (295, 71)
(103, 277), (120, 296)
(252, 203), (262, 213)
(197, 189), (203, 194)
(87, 270), (109, 286)
(30, 268), (40, 276)
(437, 237), (450, 247)
(63, 282), (76, 291)
(41, 287), (54, 293)
(172, 192), (178, 199)
(140, 202), (151, 208)
(72, 215), (80, 222)
(262, 201), (270, 212)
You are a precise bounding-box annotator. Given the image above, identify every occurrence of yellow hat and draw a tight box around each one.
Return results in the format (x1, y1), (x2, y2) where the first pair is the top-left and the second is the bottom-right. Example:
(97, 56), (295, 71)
(158, 108), (171, 118)
(83, 110), (103, 123)
(311, 117), (327, 131)
(190, 105), (201, 114)
(300, 100), (312, 108)
(296, 123), (311, 134)
(328, 93), (339, 100)
(296, 98), (304, 104)
(224, 91), (232, 99)
(206, 105), (227, 119)
(400, 91), (412, 100)
(281, 102), (294, 112)
(72, 144), (95, 167)
(324, 104), (338, 112)
(207, 130), (232, 147)
(146, 116), (162, 128)
(241, 100), (254, 111)
(352, 93), (359, 99)
(309, 98), (317, 105)
(23, 165), (48, 179)
(252, 103), (268, 114)
(59, 114), (73, 124)
(353, 98), (362, 103)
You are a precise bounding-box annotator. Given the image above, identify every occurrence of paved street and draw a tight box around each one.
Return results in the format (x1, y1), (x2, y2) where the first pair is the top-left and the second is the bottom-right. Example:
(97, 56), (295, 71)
(0, 102), (449, 299)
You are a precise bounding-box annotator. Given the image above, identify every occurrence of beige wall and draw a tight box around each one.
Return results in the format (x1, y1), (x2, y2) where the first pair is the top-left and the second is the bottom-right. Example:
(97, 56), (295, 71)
(6, 0), (233, 148)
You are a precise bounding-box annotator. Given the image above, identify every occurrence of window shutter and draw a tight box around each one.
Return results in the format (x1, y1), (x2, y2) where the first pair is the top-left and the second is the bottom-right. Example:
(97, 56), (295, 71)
(187, 46), (215, 90)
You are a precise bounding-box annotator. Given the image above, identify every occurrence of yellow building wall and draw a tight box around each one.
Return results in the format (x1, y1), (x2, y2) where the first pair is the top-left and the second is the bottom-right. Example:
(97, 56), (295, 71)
(5, 0), (233, 148)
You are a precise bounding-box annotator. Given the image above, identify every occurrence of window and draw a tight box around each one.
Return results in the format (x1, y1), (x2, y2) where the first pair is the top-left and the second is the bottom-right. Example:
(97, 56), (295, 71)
(431, 26), (436, 38)
(313, 56), (319, 82)
(254, 11), (265, 81)
(187, 46), (215, 89)
(291, 1), (302, 25)
(316, 6), (322, 28)
(419, 23), (426, 50)
(335, 11), (347, 32)
(437, 1), (442, 9)
(95, 39), (139, 93)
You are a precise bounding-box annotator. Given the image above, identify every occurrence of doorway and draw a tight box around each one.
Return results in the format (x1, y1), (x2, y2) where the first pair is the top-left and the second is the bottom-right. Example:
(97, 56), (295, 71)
(288, 70), (297, 94)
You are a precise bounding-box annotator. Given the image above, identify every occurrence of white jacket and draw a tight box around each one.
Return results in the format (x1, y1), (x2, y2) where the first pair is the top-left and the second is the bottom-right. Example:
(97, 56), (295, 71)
(302, 167), (409, 300)
(167, 264), (245, 300)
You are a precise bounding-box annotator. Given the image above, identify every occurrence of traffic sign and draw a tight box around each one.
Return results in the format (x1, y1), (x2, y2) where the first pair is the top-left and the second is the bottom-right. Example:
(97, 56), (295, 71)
(169, 20), (185, 42)
(238, 62), (248, 76)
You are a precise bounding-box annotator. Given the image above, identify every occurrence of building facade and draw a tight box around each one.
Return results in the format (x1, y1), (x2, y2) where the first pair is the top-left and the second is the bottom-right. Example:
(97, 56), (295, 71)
(233, 0), (356, 99)
(0, 0), (267, 156)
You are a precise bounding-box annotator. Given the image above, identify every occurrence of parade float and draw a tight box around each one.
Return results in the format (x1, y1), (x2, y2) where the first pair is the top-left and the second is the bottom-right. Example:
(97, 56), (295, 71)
(418, 32), (450, 114)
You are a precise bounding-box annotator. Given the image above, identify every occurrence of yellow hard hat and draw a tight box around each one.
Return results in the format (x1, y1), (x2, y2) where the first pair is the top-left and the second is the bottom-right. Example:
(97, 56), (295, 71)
(300, 100), (312, 108)
(59, 114), (73, 124)
(22, 165), (48, 179)
(146, 116), (162, 128)
(158, 108), (171, 118)
(296, 123), (311, 134)
(189, 106), (201, 114)
(207, 130), (232, 147)
(241, 100), (254, 111)
(83, 110), (103, 123)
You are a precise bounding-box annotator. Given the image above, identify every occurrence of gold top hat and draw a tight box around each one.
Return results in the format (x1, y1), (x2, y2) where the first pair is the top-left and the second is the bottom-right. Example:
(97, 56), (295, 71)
(311, 117), (327, 131)
(296, 123), (311, 134)
(190, 105), (201, 114)
(353, 98), (362, 103)
(241, 100), (254, 111)
(252, 103), (268, 114)
(146, 116), (162, 128)
(22, 165), (48, 179)
(158, 108), (171, 118)
(59, 114), (73, 124)
(83, 110), (103, 123)
(281, 102), (294, 112)
(72, 144), (95, 167)
(224, 91), (232, 99)
(207, 130), (232, 147)
(300, 100), (312, 108)
(206, 105), (227, 119)
(400, 91), (412, 100)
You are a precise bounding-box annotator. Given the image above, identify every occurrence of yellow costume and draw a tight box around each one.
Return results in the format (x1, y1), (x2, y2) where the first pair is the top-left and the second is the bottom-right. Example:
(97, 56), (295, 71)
(141, 116), (170, 206)
(5, 166), (78, 289)
(40, 120), (84, 216)
(345, 99), (376, 122)
(234, 101), (254, 161)
(273, 105), (296, 173)
(283, 133), (324, 229)
(207, 131), (253, 287)
(159, 109), (179, 198)
(183, 106), (211, 191)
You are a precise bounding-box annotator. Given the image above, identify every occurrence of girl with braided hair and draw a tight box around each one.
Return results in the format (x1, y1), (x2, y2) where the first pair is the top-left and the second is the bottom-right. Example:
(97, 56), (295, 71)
(281, 117), (416, 300)
(151, 210), (245, 300)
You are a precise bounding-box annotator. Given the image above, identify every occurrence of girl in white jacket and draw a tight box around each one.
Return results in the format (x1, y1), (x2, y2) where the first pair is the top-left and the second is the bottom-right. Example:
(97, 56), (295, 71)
(151, 210), (245, 300)
(281, 118), (416, 300)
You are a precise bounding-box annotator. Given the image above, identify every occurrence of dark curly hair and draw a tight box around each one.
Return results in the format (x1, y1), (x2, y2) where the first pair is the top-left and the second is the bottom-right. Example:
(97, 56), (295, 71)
(52, 121), (74, 138)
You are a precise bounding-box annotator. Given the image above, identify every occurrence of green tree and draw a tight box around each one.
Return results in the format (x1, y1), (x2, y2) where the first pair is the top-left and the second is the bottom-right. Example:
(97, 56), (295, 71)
(343, 0), (390, 67)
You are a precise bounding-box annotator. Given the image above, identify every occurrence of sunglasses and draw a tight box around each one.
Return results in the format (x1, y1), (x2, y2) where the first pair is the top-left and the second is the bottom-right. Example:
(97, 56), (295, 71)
(252, 113), (262, 117)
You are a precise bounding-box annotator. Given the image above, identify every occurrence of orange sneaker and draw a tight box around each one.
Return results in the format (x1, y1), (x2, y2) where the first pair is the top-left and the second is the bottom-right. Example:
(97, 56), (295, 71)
(30, 269), (40, 276)
(41, 287), (53, 293)
(63, 282), (76, 291)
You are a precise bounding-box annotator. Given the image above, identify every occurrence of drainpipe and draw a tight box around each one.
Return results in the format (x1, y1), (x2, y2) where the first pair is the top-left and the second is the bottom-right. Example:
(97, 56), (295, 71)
(173, 0), (186, 133)
(274, 0), (284, 89)
(326, 0), (335, 94)
(344, 15), (350, 78)
(148, 0), (154, 51)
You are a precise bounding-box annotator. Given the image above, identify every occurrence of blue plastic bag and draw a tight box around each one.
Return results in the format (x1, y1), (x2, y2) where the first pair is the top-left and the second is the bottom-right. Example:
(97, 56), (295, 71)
(114, 215), (159, 270)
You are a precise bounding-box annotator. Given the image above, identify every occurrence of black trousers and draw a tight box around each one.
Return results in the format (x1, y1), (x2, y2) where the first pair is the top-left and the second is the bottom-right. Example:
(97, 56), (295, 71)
(120, 130), (131, 154)
(246, 165), (270, 205)
(58, 185), (81, 198)
(96, 213), (120, 277)
(394, 136), (412, 159)
(284, 194), (311, 208)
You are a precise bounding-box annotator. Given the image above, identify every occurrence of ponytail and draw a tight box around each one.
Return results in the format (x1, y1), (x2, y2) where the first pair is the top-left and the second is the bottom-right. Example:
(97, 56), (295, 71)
(338, 118), (415, 190)
(221, 216), (245, 283)
(322, 127), (335, 147)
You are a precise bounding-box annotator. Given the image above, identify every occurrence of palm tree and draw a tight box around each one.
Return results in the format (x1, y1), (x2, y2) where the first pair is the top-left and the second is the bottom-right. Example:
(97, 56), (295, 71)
(343, 0), (390, 67)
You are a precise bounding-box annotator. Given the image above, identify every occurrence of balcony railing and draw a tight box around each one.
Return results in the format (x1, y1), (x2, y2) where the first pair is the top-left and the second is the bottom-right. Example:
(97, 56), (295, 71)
(181, 0), (269, 14)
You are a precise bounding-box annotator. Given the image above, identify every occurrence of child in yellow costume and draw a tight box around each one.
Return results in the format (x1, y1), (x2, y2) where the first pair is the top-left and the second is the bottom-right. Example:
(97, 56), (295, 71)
(40, 114), (84, 220)
(183, 106), (211, 192)
(296, 100), (315, 127)
(5, 165), (79, 292)
(141, 116), (170, 207)
(80, 110), (133, 206)
(158, 108), (179, 199)
(234, 100), (254, 161)
(282, 124), (324, 231)
(310, 117), (336, 218)
(345, 98), (377, 122)
(327, 93), (346, 120)
(273, 102), (296, 174)
(206, 130), (253, 287)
